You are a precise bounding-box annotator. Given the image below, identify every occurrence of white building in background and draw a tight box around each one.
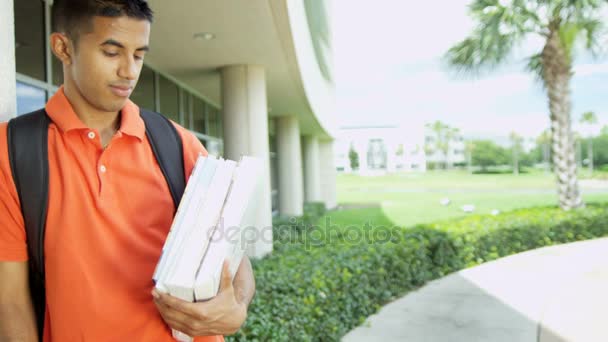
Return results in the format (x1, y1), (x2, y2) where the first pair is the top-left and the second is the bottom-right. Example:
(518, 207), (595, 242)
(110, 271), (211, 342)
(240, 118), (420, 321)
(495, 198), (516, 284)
(424, 128), (466, 168)
(335, 125), (427, 174)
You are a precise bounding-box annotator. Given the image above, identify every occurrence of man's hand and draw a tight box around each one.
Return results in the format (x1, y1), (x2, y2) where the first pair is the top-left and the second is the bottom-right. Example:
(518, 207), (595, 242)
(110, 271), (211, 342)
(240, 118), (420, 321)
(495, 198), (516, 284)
(152, 261), (247, 337)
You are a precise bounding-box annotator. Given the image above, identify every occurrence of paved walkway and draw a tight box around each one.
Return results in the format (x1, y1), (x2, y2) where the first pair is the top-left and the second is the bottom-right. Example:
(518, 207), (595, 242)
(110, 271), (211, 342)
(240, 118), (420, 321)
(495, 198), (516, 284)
(342, 237), (608, 342)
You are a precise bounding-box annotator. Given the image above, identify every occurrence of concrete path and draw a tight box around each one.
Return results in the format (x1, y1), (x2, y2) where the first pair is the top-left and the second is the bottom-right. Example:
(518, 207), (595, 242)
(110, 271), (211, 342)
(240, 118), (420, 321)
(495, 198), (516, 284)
(342, 237), (608, 342)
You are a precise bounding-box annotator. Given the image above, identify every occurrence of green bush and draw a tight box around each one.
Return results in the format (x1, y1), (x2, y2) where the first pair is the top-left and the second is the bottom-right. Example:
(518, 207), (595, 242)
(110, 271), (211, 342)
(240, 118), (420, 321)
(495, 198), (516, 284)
(228, 203), (608, 342)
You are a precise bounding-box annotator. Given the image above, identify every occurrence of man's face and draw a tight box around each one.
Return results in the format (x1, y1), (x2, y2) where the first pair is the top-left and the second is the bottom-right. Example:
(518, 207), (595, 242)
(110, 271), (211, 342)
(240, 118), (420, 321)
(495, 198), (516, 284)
(68, 16), (150, 113)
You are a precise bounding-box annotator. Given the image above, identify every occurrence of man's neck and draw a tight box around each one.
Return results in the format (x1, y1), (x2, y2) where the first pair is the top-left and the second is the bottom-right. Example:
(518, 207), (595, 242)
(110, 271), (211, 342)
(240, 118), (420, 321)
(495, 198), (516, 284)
(63, 82), (121, 147)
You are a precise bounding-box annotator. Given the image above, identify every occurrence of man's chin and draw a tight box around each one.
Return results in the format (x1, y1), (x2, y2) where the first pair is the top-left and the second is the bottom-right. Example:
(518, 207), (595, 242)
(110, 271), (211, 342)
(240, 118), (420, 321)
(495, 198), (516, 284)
(99, 99), (128, 113)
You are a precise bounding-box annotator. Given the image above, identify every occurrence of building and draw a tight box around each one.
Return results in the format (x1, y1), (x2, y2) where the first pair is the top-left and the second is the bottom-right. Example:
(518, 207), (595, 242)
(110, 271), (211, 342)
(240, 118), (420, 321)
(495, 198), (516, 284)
(0, 0), (337, 258)
(335, 125), (427, 174)
(424, 127), (466, 169)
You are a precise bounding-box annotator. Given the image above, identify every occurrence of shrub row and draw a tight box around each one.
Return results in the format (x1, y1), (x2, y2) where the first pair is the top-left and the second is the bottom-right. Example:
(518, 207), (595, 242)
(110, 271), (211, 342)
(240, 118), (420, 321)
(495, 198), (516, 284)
(228, 203), (608, 341)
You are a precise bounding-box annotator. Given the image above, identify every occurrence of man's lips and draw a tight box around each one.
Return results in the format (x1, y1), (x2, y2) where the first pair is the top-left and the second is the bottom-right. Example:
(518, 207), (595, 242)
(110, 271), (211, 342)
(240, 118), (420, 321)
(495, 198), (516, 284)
(110, 85), (133, 97)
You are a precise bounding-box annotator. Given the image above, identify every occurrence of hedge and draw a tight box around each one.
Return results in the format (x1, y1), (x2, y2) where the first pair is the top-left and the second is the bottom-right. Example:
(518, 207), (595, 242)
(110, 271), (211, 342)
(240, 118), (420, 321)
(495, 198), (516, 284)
(227, 203), (608, 341)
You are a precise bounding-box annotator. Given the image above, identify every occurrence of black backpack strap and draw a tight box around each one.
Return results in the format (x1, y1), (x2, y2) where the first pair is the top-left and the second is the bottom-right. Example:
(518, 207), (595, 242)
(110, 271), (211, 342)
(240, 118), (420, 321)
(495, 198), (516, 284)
(7, 109), (50, 340)
(140, 109), (185, 209)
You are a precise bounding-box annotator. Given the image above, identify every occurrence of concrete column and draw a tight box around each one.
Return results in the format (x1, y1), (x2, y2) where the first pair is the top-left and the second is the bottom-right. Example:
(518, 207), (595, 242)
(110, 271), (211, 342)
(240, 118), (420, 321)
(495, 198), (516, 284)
(0, 0), (16, 122)
(303, 135), (322, 202)
(221, 65), (273, 258)
(319, 140), (337, 210)
(276, 116), (304, 216)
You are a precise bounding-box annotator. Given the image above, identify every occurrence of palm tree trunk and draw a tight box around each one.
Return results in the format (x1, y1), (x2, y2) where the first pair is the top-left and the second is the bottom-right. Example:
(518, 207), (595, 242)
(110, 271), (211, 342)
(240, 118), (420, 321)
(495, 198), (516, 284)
(543, 143), (551, 174)
(513, 147), (519, 176)
(542, 28), (583, 210)
(588, 138), (594, 174)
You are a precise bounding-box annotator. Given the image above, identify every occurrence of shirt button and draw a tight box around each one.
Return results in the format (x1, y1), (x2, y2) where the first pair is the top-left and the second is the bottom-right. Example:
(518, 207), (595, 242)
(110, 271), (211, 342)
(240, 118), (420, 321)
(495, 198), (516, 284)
(100, 165), (107, 173)
(88, 132), (96, 139)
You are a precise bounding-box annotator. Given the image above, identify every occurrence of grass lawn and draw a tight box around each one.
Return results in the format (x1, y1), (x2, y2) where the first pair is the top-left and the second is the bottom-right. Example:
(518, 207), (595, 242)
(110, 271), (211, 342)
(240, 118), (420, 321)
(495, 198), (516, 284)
(335, 170), (608, 228)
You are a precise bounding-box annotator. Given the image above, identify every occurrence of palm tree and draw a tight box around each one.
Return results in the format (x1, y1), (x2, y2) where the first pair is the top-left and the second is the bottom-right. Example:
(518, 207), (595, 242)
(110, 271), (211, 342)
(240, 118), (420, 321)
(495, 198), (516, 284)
(445, 127), (461, 169)
(580, 111), (598, 174)
(537, 129), (552, 173)
(465, 140), (476, 173)
(426, 121), (450, 169)
(445, 0), (607, 210)
(509, 132), (524, 176)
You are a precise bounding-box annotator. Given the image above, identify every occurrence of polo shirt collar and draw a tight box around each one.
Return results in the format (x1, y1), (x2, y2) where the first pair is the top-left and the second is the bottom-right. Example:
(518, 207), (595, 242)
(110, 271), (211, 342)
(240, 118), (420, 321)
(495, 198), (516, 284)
(45, 86), (145, 141)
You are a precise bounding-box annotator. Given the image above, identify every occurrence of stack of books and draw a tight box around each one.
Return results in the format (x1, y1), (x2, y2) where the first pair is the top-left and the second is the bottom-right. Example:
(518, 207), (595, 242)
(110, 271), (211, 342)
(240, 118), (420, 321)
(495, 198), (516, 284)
(152, 155), (262, 341)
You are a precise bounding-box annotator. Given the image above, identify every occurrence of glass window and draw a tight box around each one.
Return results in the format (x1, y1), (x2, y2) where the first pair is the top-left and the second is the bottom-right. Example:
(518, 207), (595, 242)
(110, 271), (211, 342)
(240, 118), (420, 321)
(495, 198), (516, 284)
(14, 0), (46, 81)
(216, 110), (223, 139)
(159, 75), (180, 124)
(16, 82), (46, 115)
(207, 107), (218, 137)
(130, 65), (155, 110)
(192, 97), (206, 133)
(181, 92), (192, 129)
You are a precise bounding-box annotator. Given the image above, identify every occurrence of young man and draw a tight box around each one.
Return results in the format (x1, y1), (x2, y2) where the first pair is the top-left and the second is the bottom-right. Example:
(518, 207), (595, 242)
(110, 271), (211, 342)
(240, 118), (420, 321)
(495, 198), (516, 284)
(0, 1), (255, 341)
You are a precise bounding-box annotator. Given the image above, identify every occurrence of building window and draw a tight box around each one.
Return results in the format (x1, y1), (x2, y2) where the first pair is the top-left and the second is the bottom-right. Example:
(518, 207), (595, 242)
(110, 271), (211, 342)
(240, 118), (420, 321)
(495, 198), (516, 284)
(14, 0), (46, 81)
(269, 134), (279, 214)
(159, 75), (180, 124)
(16, 82), (46, 115)
(192, 97), (206, 133)
(207, 106), (218, 137)
(181, 91), (191, 128)
(130, 65), (155, 110)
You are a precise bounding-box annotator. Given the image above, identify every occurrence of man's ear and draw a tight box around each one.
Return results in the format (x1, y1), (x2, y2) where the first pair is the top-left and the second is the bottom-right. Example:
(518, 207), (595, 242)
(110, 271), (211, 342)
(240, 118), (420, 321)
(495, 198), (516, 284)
(50, 32), (74, 66)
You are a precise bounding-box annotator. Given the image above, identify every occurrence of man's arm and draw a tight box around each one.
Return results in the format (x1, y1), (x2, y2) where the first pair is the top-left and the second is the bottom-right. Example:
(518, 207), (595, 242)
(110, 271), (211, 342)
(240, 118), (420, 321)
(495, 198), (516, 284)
(0, 261), (38, 342)
(233, 256), (256, 307)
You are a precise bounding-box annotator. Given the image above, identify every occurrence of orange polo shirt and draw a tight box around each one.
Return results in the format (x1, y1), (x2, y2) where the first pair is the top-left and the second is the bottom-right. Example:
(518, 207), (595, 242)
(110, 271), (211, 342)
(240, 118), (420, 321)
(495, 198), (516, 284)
(0, 88), (223, 342)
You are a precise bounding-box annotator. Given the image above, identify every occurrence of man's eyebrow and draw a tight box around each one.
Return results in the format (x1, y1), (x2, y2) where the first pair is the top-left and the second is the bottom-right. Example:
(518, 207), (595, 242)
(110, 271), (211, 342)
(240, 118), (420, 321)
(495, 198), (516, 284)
(100, 39), (149, 51)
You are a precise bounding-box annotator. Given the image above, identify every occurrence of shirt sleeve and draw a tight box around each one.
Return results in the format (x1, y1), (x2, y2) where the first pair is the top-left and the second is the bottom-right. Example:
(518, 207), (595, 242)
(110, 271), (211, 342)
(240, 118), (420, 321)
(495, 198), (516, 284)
(0, 123), (28, 261)
(171, 122), (209, 183)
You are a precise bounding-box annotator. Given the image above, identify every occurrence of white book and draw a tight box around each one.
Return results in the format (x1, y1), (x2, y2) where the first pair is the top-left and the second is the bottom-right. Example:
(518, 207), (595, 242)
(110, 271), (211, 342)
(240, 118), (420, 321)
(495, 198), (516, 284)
(193, 156), (262, 301)
(164, 159), (237, 302)
(154, 156), (219, 290)
(153, 155), (210, 284)
(157, 157), (219, 287)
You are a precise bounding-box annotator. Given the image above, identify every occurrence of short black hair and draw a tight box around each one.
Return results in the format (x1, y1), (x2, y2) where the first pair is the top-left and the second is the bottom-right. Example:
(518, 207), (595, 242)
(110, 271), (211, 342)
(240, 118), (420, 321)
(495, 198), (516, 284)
(52, 0), (154, 42)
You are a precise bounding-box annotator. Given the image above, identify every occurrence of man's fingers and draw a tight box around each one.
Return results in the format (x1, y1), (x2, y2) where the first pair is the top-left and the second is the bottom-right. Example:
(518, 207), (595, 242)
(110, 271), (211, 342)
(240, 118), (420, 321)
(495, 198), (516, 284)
(153, 296), (200, 334)
(218, 260), (233, 292)
(153, 290), (201, 318)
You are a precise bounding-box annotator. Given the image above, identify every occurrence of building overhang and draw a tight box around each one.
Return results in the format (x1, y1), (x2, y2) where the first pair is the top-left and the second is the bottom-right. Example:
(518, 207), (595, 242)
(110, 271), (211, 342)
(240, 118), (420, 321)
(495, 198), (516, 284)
(145, 0), (335, 139)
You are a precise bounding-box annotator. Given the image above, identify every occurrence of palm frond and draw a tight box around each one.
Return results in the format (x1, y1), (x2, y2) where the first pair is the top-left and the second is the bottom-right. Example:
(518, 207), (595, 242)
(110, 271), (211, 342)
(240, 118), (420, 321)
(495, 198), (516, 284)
(525, 53), (545, 84)
(444, 0), (541, 77)
(577, 18), (606, 57)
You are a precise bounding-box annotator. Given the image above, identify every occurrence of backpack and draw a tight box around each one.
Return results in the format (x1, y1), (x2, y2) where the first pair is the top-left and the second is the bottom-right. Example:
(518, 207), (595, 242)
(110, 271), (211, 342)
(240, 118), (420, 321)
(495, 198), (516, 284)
(6, 108), (186, 340)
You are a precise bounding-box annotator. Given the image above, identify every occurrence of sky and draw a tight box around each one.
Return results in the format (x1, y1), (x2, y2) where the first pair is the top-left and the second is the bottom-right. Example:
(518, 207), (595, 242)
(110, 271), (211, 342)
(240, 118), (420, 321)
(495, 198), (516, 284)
(331, 0), (608, 144)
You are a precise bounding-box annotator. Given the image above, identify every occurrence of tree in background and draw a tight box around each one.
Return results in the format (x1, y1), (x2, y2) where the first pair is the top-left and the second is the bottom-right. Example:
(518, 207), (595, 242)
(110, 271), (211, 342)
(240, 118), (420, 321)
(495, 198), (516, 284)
(445, 127), (461, 169)
(581, 129), (608, 171)
(425, 121), (461, 170)
(509, 132), (524, 175)
(465, 140), (475, 173)
(573, 131), (583, 169)
(471, 140), (508, 172)
(445, 0), (608, 209)
(426, 121), (449, 169)
(580, 111), (598, 174)
(348, 143), (359, 171)
(536, 129), (552, 173)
